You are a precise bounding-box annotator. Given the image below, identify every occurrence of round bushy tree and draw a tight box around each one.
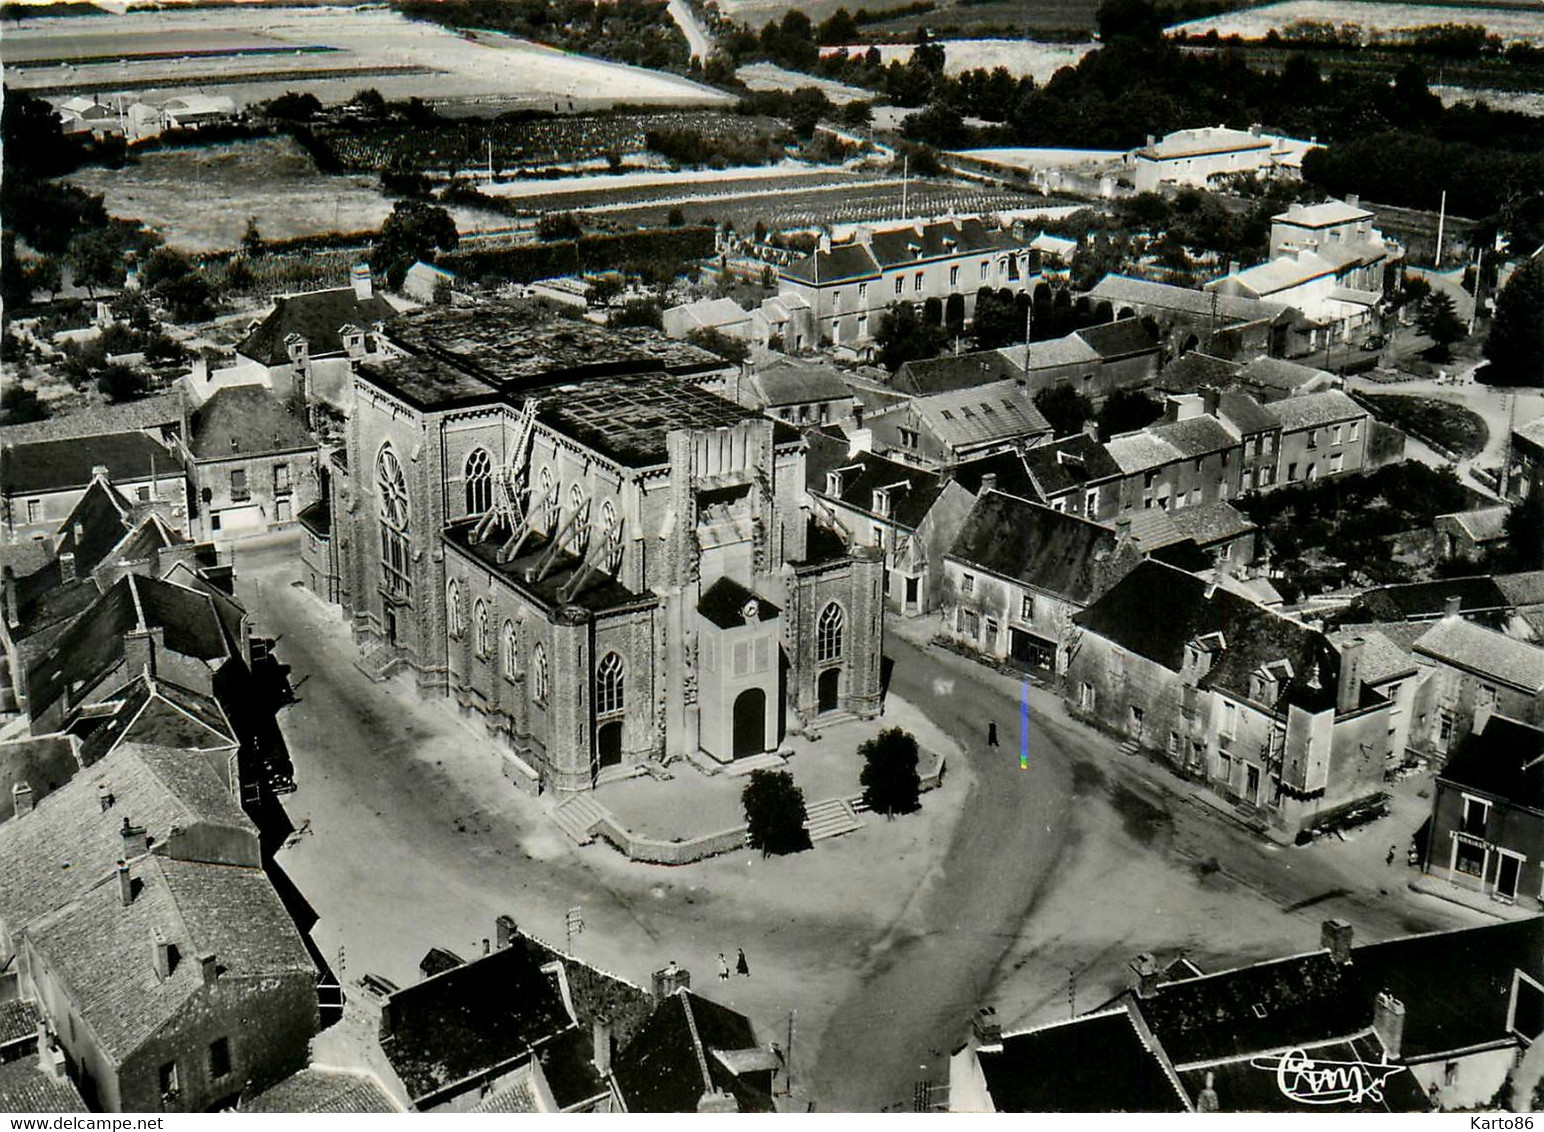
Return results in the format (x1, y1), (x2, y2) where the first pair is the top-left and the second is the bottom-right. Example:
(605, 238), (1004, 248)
(742, 770), (811, 856)
(859, 727), (921, 817)
(1484, 258), (1544, 386)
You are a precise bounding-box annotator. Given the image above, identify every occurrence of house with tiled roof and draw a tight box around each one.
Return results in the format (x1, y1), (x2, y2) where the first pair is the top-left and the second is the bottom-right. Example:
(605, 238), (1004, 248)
(234, 266), (399, 411)
(1065, 559), (1394, 832)
(1264, 389), (1370, 486)
(1436, 506), (1512, 564)
(1083, 274), (1300, 361)
(1233, 356), (1334, 402)
(611, 988), (779, 1113)
(1016, 431), (1123, 520)
(942, 490), (1137, 672)
(1103, 394), (1244, 514)
(243, 1068), (402, 1113)
(0, 741), (317, 1113)
(777, 217), (1032, 349)
(175, 384), (319, 546)
(736, 357), (855, 427)
(661, 296), (753, 342)
(864, 378), (1052, 468)
(0, 1043), (88, 1112)
(2, 430), (188, 542)
(1409, 615), (1544, 756)
(1507, 413), (1544, 503)
(805, 431), (977, 615)
(1129, 125), (1315, 193)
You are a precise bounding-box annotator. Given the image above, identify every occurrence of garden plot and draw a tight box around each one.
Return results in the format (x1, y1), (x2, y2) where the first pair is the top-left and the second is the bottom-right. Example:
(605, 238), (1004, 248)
(821, 38), (1096, 80)
(479, 162), (853, 203)
(4, 6), (733, 109)
(1169, 0), (1544, 45)
(64, 137), (514, 253)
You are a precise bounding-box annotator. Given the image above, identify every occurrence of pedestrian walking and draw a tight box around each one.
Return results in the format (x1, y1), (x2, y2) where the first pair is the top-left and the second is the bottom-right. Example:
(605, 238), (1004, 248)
(987, 721), (999, 748)
(1386, 844), (1397, 866)
(736, 948), (750, 978)
(716, 953), (730, 981)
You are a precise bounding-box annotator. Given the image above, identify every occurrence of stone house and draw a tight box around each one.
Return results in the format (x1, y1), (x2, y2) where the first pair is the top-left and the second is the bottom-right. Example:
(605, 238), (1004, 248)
(1424, 714), (1544, 906)
(176, 384), (319, 545)
(1015, 432), (1123, 520)
(1264, 390), (1370, 486)
(1104, 395), (1244, 513)
(863, 379), (1052, 469)
(1506, 414), (1544, 503)
(1435, 505), (1511, 564)
(0, 741), (317, 1112)
(1065, 559), (1393, 833)
(325, 304), (883, 793)
(1407, 615), (1544, 757)
(2, 431), (188, 543)
(1083, 274), (1300, 360)
(733, 357), (855, 428)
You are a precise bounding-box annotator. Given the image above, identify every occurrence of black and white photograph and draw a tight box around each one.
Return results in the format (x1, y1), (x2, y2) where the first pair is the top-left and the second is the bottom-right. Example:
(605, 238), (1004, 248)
(0, 0), (1542, 1116)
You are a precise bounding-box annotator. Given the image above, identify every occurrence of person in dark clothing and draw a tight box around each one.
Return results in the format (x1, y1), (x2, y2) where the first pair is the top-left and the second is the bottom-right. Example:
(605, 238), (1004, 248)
(987, 721), (999, 747)
(736, 948), (750, 977)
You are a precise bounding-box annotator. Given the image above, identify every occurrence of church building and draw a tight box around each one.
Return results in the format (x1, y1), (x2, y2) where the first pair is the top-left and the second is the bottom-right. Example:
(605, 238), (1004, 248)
(326, 306), (884, 794)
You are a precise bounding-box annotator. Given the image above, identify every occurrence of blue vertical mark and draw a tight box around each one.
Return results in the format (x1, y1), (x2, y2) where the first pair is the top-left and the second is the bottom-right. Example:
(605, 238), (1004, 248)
(1020, 680), (1030, 769)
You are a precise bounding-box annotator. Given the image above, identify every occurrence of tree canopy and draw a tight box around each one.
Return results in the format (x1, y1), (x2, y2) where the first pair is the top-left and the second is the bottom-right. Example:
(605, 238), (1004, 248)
(1483, 258), (1544, 386)
(742, 770), (812, 856)
(859, 727), (922, 817)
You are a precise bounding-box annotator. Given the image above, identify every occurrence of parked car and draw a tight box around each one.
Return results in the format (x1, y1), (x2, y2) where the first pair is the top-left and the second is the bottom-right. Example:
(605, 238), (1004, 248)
(1360, 334), (1387, 351)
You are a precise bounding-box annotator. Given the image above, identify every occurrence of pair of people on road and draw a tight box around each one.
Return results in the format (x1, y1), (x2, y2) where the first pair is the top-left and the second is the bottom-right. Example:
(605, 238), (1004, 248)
(716, 949), (751, 980)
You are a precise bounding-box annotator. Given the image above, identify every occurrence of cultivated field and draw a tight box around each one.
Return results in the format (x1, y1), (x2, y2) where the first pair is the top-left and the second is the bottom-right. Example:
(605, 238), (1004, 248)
(479, 161), (846, 200)
(821, 37), (1096, 80)
(720, 0), (1100, 31)
(1, 6), (734, 111)
(63, 136), (514, 252)
(735, 61), (876, 103)
(1171, 0), (1544, 45)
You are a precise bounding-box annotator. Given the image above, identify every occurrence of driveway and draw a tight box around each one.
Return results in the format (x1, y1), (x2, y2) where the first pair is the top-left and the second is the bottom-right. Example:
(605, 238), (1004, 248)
(666, 0), (714, 61)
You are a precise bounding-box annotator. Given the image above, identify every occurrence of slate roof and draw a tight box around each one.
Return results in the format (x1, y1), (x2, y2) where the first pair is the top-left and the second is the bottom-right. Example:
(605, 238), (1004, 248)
(912, 380), (1051, 453)
(1413, 616), (1544, 693)
(1236, 356), (1331, 397)
(1515, 414), (1544, 452)
(951, 448), (1041, 500)
(1137, 951), (1366, 1068)
(8, 559), (98, 646)
(236, 285), (397, 366)
(1350, 576), (1511, 622)
(70, 673), (238, 769)
(1264, 389), (1365, 431)
(1137, 126), (1270, 160)
(865, 217), (1014, 268)
(26, 851), (313, 1063)
(0, 735), (81, 821)
(378, 936), (607, 1107)
(0, 1059), (88, 1113)
(2, 432), (177, 496)
(52, 477), (134, 571)
(1438, 715), (1544, 810)
(698, 575), (780, 630)
(1086, 275), (1289, 324)
(1076, 318), (1158, 360)
(187, 385), (315, 461)
(750, 359), (851, 407)
(975, 1006), (1190, 1112)
(780, 241), (881, 285)
(244, 1069), (401, 1113)
(1274, 199), (1374, 228)
(0, 740), (256, 933)
(1216, 389), (1277, 436)
(1327, 627), (1418, 686)
(612, 990), (775, 1114)
(1020, 433), (1122, 498)
(1104, 416), (1237, 475)
(893, 350), (1024, 397)
(1157, 352), (1242, 394)
(442, 521), (654, 618)
(1074, 559), (1340, 713)
(813, 449), (944, 529)
(297, 499), (330, 538)
(25, 573), (237, 725)
(1175, 1035), (1431, 1112)
(1219, 251), (1341, 297)
(948, 491), (1118, 604)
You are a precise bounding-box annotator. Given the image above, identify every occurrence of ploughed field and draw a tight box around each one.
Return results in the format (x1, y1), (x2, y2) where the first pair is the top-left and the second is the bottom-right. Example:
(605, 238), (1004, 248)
(1, 6), (732, 110)
(1170, 0), (1544, 46)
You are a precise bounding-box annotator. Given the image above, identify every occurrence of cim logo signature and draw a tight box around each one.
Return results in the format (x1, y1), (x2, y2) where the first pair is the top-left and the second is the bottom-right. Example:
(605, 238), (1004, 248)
(1250, 1048), (1408, 1106)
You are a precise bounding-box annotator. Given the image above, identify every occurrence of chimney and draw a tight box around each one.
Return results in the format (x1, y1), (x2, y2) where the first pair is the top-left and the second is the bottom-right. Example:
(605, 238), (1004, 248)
(495, 914), (518, 950)
(12, 780), (34, 817)
(91, 464), (110, 483)
(351, 263), (373, 301)
(697, 1090), (739, 1113)
(971, 1006), (1002, 1045)
(1336, 637), (1364, 715)
(1146, 134), (1156, 148)
(379, 998), (396, 1039)
(72, 522), (85, 545)
(1130, 953), (1161, 997)
(1249, 122), (1261, 137)
(122, 625), (164, 680)
(855, 224), (874, 246)
(36, 1025), (66, 1081)
(1226, 259), (1240, 277)
(151, 927), (173, 981)
(1346, 193), (1359, 209)
(98, 782), (114, 813)
(593, 1017), (614, 1076)
(653, 963), (691, 999)
(117, 859), (132, 905)
(1197, 1070), (1220, 1112)
(1115, 515), (1133, 541)
(1321, 918), (1353, 965)
(1202, 387), (1221, 416)
(58, 551), (76, 583)
(818, 231), (832, 254)
(1444, 594), (1462, 617)
(3, 566), (17, 630)
(121, 815), (149, 855)
(979, 472), (998, 495)
(1373, 991), (1405, 1058)
(482, 938), (491, 956)
(199, 951), (218, 985)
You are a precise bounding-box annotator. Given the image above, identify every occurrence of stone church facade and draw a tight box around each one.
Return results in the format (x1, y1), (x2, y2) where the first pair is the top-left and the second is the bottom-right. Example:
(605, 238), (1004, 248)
(326, 308), (884, 795)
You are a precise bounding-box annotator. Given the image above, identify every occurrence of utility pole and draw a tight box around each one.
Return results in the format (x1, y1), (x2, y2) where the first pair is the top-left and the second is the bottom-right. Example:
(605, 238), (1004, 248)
(1022, 296), (1033, 375)
(487, 138), (494, 185)
(1435, 190), (1447, 269)
(1500, 392), (1518, 500)
(1468, 245), (1485, 337)
(901, 154), (909, 222)
(1068, 966), (1077, 1018)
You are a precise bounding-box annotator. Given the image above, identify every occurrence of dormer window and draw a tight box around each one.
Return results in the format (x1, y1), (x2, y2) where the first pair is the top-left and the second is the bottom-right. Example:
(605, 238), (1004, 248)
(873, 488), (890, 517)
(826, 471), (844, 496)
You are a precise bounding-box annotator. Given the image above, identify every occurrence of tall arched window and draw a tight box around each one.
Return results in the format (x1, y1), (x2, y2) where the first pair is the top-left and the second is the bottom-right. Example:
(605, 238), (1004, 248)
(474, 599), (490, 657)
(600, 500), (623, 572)
(817, 602), (844, 663)
(596, 652), (624, 716)
(539, 468), (558, 533)
(532, 643), (549, 704)
(569, 484), (589, 555)
(465, 448), (493, 516)
(447, 580), (464, 638)
(502, 619), (519, 679)
(377, 445), (411, 599)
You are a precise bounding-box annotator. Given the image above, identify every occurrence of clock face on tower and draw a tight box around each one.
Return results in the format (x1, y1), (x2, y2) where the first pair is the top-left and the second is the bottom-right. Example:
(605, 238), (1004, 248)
(742, 599), (759, 624)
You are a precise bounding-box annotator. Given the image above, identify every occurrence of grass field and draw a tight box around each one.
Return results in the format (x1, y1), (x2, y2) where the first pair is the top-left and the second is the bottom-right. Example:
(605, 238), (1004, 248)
(64, 137), (513, 252)
(1171, 0), (1544, 45)
(1362, 393), (1490, 459)
(2, 6), (733, 110)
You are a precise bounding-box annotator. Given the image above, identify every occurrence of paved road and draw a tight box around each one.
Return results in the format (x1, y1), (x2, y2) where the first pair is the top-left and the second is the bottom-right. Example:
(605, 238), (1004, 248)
(666, 0), (714, 62)
(809, 629), (1477, 1111)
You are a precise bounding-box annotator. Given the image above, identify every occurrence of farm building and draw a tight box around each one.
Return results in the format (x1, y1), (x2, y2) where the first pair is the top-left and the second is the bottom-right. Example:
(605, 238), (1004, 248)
(1130, 125), (1319, 192)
